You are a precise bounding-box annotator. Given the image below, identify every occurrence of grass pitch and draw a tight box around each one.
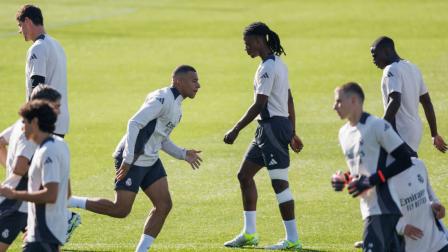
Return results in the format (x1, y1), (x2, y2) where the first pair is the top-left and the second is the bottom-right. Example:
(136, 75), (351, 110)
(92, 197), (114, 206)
(0, 0), (447, 251)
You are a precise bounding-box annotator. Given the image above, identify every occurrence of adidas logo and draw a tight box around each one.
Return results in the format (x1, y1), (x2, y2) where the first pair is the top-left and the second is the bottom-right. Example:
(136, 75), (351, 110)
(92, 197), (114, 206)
(387, 72), (394, 78)
(260, 72), (269, 79)
(269, 155), (278, 166)
(156, 97), (165, 104)
(44, 157), (53, 164)
(31, 53), (37, 60)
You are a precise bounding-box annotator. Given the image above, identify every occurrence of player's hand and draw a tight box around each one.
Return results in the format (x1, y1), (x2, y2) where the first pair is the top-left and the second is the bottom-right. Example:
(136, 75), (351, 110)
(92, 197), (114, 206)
(0, 137), (7, 146)
(0, 186), (15, 199)
(404, 224), (423, 240)
(331, 171), (351, 192)
(185, 149), (202, 170)
(115, 162), (131, 181)
(290, 134), (303, 153)
(224, 128), (239, 144)
(432, 135), (447, 153)
(432, 202), (445, 219)
(347, 175), (372, 197)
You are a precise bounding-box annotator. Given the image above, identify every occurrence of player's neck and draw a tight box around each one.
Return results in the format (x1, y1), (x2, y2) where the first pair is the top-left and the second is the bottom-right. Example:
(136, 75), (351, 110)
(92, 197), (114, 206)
(32, 131), (51, 145)
(31, 27), (45, 42)
(259, 49), (273, 61)
(348, 110), (362, 126)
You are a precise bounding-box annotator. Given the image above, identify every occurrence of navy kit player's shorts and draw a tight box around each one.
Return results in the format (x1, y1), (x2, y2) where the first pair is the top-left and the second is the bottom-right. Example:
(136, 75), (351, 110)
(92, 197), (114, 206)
(363, 214), (403, 252)
(114, 158), (167, 193)
(245, 116), (293, 170)
(23, 242), (59, 252)
(0, 211), (27, 244)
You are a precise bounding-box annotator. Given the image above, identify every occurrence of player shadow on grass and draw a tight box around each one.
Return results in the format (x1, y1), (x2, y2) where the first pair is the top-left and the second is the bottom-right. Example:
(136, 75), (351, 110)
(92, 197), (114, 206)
(62, 250), (114, 252)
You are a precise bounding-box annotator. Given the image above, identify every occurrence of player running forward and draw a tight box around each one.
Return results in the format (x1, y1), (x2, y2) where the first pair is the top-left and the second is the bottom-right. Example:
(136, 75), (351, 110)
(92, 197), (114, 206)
(69, 65), (202, 252)
(389, 158), (448, 252)
(0, 86), (79, 251)
(16, 4), (69, 137)
(223, 22), (303, 250)
(370, 36), (447, 154)
(0, 100), (70, 251)
(331, 82), (414, 252)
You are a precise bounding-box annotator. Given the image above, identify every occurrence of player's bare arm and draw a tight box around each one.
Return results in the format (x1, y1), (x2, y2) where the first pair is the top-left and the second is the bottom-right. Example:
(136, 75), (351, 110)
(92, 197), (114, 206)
(223, 94), (268, 144)
(0, 182), (59, 204)
(383, 91), (401, 124)
(420, 93), (447, 153)
(287, 89), (303, 153)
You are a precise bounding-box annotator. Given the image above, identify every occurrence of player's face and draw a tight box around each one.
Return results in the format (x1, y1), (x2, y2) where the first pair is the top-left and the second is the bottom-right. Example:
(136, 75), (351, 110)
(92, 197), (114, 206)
(179, 71), (200, 99)
(17, 19), (31, 41)
(370, 46), (387, 69)
(333, 89), (352, 119)
(244, 35), (260, 58)
(49, 99), (61, 115)
(22, 118), (35, 141)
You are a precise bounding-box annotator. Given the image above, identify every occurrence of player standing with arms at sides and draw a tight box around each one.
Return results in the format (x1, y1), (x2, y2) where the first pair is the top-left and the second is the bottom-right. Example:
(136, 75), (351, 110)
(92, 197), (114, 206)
(16, 4), (69, 137)
(69, 65), (202, 252)
(331, 82), (416, 252)
(371, 36), (447, 154)
(0, 100), (70, 252)
(223, 22), (303, 250)
(0, 86), (60, 252)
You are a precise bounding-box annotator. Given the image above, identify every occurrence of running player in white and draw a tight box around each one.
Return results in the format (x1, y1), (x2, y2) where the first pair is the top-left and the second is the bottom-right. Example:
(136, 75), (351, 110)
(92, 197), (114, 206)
(69, 65), (202, 251)
(16, 4), (69, 137)
(390, 158), (448, 252)
(331, 82), (415, 252)
(223, 22), (303, 250)
(0, 100), (70, 251)
(370, 36), (447, 154)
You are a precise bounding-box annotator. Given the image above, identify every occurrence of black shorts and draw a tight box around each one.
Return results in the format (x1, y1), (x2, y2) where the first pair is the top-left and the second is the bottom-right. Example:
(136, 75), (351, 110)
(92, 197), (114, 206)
(244, 117), (292, 170)
(363, 214), (403, 252)
(114, 158), (167, 193)
(0, 211), (27, 245)
(22, 241), (59, 252)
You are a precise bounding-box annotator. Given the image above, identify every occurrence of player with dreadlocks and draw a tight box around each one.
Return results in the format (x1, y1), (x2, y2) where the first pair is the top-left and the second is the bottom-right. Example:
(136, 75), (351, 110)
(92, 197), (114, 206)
(223, 22), (304, 250)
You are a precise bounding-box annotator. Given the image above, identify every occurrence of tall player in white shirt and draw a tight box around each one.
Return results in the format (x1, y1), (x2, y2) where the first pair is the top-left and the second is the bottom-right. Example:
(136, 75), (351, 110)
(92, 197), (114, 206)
(16, 5), (69, 136)
(224, 22), (303, 251)
(0, 100), (70, 252)
(331, 82), (415, 252)
(69, 65), (202, 252)
(370, 36), (447, 154)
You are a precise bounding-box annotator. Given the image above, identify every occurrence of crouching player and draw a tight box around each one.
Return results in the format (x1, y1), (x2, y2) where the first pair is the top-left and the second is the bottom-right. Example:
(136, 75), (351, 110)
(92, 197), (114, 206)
(0, 100), (70, 251)
(331, 82), (414, 252)
(390, 158), (448, 252)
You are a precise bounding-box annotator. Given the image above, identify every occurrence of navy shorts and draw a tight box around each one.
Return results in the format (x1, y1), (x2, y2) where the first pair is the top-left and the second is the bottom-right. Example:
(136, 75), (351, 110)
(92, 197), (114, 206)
(244, 117), (293, 170)
(0, 211), (27, 244)
(23, 241), (59, 252)
(363, 214), (403, 252)
(114, 158), (167, 193)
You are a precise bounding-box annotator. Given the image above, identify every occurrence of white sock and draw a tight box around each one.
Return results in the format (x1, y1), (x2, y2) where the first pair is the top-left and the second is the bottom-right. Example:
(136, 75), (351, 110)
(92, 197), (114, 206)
(135, 234), (155, 252)
(69, 196), (87, 209)
(243, 211), (256, 234)
(283, 219), (298, 242)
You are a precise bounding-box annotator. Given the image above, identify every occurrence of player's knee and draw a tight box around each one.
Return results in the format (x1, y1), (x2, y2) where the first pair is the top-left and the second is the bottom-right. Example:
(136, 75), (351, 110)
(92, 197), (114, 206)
(275, 187), (294, 205)
(155, 199), (172, 215)
(112, 205), (132, 218)
(237, 171), (252, 185)
(271, 179), (289, 193)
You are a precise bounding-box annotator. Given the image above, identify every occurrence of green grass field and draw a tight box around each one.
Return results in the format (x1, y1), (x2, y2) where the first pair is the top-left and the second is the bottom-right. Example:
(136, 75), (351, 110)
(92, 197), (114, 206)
(1, 0), (447, 251)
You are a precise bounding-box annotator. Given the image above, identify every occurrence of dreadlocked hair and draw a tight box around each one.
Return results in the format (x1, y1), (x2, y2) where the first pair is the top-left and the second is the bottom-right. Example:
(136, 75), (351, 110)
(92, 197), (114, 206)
(244, 22), (286, 56)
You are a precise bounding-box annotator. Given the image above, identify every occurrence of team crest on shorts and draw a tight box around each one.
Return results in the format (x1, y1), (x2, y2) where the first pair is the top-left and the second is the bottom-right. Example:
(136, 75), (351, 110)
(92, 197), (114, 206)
(2, 229), (9, 238)
(126, 178), (132, 186)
